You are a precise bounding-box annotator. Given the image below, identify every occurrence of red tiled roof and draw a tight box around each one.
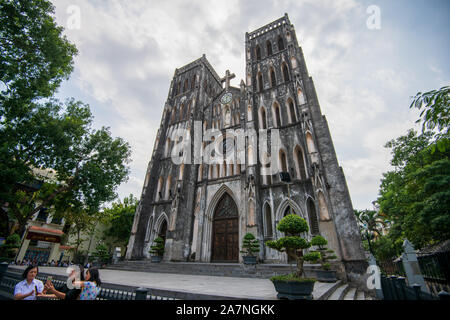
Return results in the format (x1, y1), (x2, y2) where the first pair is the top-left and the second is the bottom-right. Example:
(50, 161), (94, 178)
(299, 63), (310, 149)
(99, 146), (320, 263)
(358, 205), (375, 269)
(29, 226), (64, 235)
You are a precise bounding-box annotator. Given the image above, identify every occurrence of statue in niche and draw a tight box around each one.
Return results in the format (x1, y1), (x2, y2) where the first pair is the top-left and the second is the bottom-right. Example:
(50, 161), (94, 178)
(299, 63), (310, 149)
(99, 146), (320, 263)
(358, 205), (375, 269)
(247, 174), (255, 198)
(169, 185), (181, 231)
(224, 107), (231, 127)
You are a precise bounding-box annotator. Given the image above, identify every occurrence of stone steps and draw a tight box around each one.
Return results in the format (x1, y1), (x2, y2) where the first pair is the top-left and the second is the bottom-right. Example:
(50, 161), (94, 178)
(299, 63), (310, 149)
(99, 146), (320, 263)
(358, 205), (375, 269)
(326, 283), (373, 300)
(107, 260), (324, 279)
(108, 260), (374, 300)
(328, 283), (350, 300)
(355, 290), (366, 300)
(344, 287), (357, 300)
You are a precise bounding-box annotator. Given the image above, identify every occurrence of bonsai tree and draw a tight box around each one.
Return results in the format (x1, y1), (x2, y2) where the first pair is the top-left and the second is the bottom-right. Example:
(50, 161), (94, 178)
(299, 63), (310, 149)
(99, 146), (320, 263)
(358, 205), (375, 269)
(266, 214), (320, 281)
(149, 237), (165, 256)
(309, 235), (337, 270)
(92, 244), (112, 266)
(240, 233), (260, 257)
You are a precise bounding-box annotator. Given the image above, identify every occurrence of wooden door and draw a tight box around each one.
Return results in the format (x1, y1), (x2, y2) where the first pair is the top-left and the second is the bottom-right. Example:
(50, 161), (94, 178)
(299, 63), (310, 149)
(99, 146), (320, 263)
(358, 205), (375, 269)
(211, 193), (239, 262)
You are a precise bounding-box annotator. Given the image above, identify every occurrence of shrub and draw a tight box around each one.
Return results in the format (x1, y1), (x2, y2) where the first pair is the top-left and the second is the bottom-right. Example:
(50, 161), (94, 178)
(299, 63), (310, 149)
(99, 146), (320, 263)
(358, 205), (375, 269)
(309, 235), (338, 270)
(240, 233), (260, 257)
(93, 244), (111, 265)
(270, 273), (316, 283)
(149, 237), (165, 256)
(265, 214), (317, 279)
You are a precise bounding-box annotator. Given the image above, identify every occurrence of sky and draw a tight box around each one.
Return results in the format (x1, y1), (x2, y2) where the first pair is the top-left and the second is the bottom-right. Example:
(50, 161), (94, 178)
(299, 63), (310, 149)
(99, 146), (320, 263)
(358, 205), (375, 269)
(50, 0), (449, 210)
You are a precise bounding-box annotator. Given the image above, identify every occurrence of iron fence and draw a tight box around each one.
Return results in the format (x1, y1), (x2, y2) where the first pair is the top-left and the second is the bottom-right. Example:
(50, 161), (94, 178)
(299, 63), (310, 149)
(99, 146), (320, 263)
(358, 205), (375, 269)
(417, 251), (450, 296)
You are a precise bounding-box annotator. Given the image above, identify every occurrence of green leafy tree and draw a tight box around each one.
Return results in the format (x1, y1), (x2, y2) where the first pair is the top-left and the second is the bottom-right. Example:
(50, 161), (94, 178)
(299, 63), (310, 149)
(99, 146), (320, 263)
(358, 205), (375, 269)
(410, 86), (449, 153)
(354, 209), (389, 254)
(0, 0), (132, 237)
(266, 214), (318, 280)
(63, 208), (97, 256)
(377, 129), (450, 249)
(370, 235), (403, 263)
(0, 0), (78, 113)
(101, 194), (138, 256)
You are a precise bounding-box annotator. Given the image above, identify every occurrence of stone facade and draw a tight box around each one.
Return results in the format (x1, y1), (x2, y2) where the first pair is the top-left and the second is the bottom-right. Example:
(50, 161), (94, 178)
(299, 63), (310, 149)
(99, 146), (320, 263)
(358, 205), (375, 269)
(126, 14), (367, 281)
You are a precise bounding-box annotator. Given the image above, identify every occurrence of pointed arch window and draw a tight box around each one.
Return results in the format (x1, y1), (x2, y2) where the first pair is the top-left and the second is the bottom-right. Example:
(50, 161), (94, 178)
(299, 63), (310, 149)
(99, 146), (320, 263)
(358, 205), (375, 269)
(287, 98), (297, 123)
(259, 107), (267, 129)
(264, 203), (273, 238)
(273, 102), (282, 127)
(164, 176), (172, 200)
(307, 198), (320, 235)
(266, 41), (273, 56)
(270, 68), (276, 88)
(258, 72), (263, 92)
(156, 177), (164, 201)
(256, 45), (261, 61)
(282, 63), (290, 82)
(279, 149), (288, 173)
(277, 36), (285, 51)
(306, 132), (316, 154)
(294, 145), (307, 180)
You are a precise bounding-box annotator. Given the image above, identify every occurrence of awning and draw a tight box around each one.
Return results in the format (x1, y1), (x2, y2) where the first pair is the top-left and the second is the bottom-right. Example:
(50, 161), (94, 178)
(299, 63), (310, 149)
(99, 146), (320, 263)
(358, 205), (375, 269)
(59, 245), (74, 250)
(28, 226), (64, 235)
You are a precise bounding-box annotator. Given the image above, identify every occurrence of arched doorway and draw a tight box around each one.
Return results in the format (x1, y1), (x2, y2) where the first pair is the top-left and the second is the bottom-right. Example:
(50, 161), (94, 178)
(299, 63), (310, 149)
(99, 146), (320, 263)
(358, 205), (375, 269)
(158, 219), (168, 243)
(211, 193), (239, 262)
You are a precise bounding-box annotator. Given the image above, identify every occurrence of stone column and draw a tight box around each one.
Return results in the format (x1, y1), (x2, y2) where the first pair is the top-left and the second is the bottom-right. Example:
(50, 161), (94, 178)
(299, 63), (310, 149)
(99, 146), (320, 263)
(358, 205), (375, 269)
(48, 243), (60, 263)
(401, 239), (429, 293)
(17, 239), (30, 262)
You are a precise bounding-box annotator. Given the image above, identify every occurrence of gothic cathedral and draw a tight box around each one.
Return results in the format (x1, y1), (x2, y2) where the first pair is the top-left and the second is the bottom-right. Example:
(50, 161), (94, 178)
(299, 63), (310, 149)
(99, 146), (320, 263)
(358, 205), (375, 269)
(126, 14), (367, 281)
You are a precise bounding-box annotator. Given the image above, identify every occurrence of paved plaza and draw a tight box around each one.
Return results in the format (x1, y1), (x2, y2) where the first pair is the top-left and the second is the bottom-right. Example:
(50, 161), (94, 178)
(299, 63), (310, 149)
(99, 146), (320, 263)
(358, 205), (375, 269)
(8, 265), (337, 300)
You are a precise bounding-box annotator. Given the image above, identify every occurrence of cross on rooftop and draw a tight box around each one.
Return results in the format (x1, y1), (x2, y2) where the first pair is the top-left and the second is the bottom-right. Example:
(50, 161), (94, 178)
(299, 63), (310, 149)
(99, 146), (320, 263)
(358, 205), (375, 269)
(221, 70), (236, 90)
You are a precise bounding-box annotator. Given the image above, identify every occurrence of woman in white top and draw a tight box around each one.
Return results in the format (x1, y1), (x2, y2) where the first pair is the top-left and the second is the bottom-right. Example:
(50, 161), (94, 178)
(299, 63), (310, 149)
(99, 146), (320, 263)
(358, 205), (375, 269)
(14, 265), (45, 300)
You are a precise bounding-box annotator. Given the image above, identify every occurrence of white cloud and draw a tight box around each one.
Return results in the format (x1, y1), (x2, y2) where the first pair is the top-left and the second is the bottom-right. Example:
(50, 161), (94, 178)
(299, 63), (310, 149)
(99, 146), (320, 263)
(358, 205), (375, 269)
(50, 0), (448, 210)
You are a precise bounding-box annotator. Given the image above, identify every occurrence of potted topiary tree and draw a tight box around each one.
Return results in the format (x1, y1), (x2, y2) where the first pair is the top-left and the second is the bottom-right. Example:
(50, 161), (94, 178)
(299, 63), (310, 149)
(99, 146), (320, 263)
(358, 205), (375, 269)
(149, 237), (165, 263)
(240, 233), (260, 265)
(266, 214), (321, 299)
(92, 244), (112, 268)
(309, 235), (338, 282)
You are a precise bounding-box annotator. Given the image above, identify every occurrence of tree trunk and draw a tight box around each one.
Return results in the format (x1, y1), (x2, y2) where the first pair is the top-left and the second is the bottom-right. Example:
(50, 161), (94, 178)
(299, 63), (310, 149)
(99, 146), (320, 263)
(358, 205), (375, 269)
(296, 250), (304, 278)
(0, 208), (11, 237)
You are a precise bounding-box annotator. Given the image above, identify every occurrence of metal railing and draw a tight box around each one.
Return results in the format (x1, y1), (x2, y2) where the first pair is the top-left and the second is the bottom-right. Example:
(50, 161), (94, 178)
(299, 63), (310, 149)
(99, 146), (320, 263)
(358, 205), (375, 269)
(0, 270), (176, 301)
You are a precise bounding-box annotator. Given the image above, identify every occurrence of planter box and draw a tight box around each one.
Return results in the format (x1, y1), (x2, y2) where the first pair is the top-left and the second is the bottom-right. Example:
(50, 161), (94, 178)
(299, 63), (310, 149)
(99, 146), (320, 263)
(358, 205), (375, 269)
(272, 280), (315, 300)
(151, 256), (162, 263)
(243, 256), (257, 265)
